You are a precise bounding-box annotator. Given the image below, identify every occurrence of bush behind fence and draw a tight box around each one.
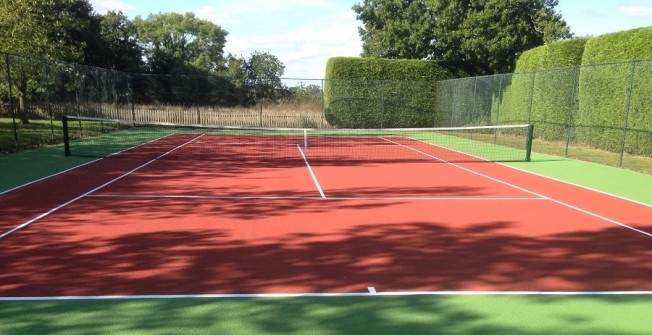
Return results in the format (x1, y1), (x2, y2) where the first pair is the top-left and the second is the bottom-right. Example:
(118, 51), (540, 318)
(1, 52), (650, 172)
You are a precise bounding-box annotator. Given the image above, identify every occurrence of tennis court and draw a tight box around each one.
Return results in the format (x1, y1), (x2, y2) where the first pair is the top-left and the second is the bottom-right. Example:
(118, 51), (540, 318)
(1, 119), (651, 298)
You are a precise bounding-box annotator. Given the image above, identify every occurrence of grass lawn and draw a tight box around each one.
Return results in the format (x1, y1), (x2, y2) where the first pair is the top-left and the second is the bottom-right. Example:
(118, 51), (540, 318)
(2, 295), (651, 335)
(0, 118), (63, 153)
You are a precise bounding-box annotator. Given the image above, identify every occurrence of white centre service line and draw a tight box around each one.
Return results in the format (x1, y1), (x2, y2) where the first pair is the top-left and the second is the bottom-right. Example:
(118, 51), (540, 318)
(296, 144), (325, 199)
(0, 134), (206, 240)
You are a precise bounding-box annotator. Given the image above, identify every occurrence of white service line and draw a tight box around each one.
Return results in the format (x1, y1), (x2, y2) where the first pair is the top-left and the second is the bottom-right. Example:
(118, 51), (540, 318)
(383, 137), (652, 238)
(88, 193), (545, 202)
(297, 144), (326, 199)
(0, 134), (205, 240)
(1, 289), (651, 301)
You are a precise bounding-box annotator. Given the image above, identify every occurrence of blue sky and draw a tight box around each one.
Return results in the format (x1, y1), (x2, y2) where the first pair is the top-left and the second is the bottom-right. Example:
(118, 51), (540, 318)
(90, 0), (652, 78)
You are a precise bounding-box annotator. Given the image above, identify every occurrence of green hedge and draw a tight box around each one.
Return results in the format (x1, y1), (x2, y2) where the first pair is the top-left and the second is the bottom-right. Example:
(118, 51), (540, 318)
(576, 27), (652, 155)
(324, 57), (462, 128)
(495, 38), (587, 141)
(436, 74), (509, 127)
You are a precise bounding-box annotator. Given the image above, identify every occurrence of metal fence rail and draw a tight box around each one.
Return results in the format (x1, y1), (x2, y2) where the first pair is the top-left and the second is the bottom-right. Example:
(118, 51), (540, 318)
(1, 52), (650, 172)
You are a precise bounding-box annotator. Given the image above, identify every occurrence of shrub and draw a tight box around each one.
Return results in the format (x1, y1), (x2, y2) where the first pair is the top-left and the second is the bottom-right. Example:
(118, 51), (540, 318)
(324, 57), (462, 128)
(576, 27), (652, 155)
(495, 38), (587, 141)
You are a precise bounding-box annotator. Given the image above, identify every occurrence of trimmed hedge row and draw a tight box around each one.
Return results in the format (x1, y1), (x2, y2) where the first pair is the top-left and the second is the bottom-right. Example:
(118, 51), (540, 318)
(497, 27), (652, 157)
(324, 57), (463, 128)
(496, 38), (587, 140)
(576, 27), (652, 155)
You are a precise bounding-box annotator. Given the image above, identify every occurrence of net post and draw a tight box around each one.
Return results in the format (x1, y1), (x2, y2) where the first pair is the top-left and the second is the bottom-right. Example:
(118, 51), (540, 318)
(525, 123), (534, 162)
(63, 115), (71, 156)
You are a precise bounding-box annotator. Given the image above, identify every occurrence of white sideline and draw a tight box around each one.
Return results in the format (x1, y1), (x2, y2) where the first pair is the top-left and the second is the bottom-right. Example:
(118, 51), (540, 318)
(383, 137), (652, 238)
(0, 134), (205, 240)
(1, 134), (178, 196)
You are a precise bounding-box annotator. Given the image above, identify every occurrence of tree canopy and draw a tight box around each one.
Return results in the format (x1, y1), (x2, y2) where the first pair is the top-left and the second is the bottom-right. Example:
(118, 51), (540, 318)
(353, 0), (573, 74)
(0, 1), (293, 123)
(0, 0), (94, 62)
(134, 12), (228, 75)
(95, 10), (143, 72)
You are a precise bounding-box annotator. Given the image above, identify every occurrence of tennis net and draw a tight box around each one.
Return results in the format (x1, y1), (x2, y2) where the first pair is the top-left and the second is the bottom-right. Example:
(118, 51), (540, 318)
(62, 116), (534, 163)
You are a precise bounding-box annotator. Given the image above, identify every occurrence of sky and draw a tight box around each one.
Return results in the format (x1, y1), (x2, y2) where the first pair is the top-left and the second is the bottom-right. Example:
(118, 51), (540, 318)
(89, 0), (652, 79)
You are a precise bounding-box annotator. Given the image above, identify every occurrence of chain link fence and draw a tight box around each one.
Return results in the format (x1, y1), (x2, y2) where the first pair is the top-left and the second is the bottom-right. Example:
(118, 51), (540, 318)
(0, 53), (327, 152)
(436, 59), (652, 172)
(1, 52), (650, 172)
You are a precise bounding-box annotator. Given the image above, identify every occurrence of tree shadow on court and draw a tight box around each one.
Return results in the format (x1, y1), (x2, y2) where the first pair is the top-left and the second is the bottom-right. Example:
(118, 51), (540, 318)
(2, 214), (651, 296)
(2, 206), (652, 334)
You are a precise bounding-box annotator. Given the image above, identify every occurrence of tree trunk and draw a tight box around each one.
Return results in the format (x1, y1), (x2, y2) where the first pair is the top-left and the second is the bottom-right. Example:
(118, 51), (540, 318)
(18, 74), (29, 124)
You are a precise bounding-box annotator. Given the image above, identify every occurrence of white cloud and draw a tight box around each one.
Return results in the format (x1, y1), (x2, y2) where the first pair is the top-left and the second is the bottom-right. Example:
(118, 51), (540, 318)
(618, 4), (652, 17)
(195, 1), (362, 79)
(89, 0), (135, 14)
(87, 0), (362, 79)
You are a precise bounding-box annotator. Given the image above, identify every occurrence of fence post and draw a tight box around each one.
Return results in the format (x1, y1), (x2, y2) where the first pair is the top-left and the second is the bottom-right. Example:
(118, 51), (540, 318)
(44, 61), (55, 141)
(380, 80), (385, 128)
(321, 79), (325, 128)
(5, 53), (18, 150)
(450, 79), (456, 127)
(472, 76), (478, 123)
(62, 115), (70, 156)
(129, 74), (136, 123)
(493, 74), (505, 144)
(527, 71), (536, 124)
(619, 61), (637, 167)
(259, 99), (263, 127)
(565, 66), (580, 157)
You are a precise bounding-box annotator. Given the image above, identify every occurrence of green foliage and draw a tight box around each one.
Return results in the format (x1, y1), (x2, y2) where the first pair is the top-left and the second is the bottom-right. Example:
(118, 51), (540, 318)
(324, 57), (461, 128)
(0, 0), (93, 62)
(95, 11), (143, 72)
(353, 0), (572, 74)
(134, 12), (228, 75)
(244, 51), (286, 103)
(576, 27), (652, 155)
(495, 38), (587, 141)
(581, 27), (652, 64)
(0, 0), (96, 123)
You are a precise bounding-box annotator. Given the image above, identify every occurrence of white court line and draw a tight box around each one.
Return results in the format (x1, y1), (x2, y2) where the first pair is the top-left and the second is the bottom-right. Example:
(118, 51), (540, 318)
(383, 137), (652, 238)
(0, 158), (103, 196)
(408, 136), (652, 209)
(0, 135), (205, 240)
(296, 144), (325, 198)
(88, 193), (545, 202)
(1, 290), (651, 301)
(498, 163), (652, 209)
(0, 134), (180, 196)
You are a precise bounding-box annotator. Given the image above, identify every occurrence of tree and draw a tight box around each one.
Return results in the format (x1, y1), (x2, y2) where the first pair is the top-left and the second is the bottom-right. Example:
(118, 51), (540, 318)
(134, 12), (228, 75)
(94, 11), (143, 72)
(244, 51), (286, 103)
(0, 0), (95, 123)
(224, 55), (249, 105)
(353, 0), (572, 74)
(223, 51), (287, 105)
